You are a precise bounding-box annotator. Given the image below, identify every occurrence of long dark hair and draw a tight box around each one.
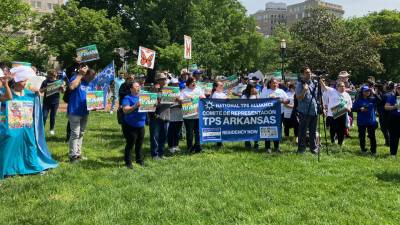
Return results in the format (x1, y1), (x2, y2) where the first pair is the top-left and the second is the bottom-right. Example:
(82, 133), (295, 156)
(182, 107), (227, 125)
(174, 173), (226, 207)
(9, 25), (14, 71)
(211, 81), (223, 96)
(242, 83), (256, 99)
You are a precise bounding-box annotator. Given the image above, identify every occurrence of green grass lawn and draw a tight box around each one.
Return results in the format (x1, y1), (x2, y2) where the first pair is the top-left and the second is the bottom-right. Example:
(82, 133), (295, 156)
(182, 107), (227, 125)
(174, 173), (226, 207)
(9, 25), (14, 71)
(1, 112), (400, 225)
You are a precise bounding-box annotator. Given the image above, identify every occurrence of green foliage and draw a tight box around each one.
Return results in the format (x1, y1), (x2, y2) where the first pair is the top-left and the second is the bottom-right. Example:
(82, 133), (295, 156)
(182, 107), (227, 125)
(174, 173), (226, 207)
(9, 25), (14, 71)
(156, 43), (185, 74)
(289, 8), (384, 81)
(1, 112), (400, 224)
(37, 0), (130, 69)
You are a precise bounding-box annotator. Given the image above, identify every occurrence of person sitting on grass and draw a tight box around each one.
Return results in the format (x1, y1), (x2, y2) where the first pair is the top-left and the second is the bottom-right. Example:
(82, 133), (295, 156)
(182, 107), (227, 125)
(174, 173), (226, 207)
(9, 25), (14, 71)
(0, 66), (58, 180)
(352, 86), (377, 156)
(122, 81), (146, 169)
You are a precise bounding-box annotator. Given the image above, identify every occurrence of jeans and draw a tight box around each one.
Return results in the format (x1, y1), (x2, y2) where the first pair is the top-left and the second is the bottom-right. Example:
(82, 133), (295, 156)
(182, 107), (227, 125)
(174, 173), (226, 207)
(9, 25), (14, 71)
(168, 121), (183, 148)
(389, 115), (400, 156)
(283, 117), (299, 137)
(298, 113), (318, 153)
(184, 119), (201, 152)
(332, 114), (347, 146)
(326, 116), (335, 143)
(43, 102), (59, 130)
(68, 115), (88, 158)
(122, 124), (145, 166)
(149, 118), (169, 157)
(379, 115), (390, 145)
(358, 125), (377, 154)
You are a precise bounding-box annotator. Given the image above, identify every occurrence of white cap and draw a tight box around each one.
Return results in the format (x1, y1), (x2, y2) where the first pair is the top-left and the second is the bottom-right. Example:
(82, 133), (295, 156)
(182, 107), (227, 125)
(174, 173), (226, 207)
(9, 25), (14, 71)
(0, 68), (4, 78)
(10, 66), (36, 82)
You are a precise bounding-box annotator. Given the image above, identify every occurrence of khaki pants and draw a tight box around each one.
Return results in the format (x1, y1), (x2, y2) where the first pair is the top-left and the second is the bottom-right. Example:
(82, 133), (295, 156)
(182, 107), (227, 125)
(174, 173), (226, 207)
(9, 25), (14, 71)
(68, 115), (88, 158)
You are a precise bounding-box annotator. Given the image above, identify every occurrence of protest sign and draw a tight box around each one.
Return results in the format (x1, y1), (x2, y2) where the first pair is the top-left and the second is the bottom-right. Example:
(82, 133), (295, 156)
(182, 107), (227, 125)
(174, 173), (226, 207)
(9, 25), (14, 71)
(223, 75), (238, 90)
(7, 101), (34, 129)
(76, 44), (100, 63)
(139, 93), (158, 112)
(45, 80), (63, 96)
(182, 97), (199, 118)
(184, 35), (192, 60)
(199, 98), (282, 143)
(331, 101), (348, 119)
(160, 87), (180, 104)
(86, 91), (105, 111)
(137, 46), (156, 69)
(197, 82), (213, 96)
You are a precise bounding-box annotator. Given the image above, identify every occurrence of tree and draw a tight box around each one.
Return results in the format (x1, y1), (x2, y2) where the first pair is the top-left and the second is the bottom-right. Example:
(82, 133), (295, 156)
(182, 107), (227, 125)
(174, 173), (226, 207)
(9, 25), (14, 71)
(289, 8), (383, 81)
(37, 0), (130, 69)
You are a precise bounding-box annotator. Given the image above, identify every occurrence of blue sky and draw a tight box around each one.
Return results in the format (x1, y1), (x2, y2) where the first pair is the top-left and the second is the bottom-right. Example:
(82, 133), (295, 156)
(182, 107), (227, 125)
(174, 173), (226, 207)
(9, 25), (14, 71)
(241, 0), (400, 17)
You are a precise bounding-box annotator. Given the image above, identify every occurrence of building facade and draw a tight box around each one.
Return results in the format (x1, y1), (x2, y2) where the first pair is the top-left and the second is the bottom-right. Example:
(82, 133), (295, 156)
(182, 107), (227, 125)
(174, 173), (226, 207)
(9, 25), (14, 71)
(24, 0), (64, 14)
(252, 2), (287, 37)
(252, 0), (344, 36)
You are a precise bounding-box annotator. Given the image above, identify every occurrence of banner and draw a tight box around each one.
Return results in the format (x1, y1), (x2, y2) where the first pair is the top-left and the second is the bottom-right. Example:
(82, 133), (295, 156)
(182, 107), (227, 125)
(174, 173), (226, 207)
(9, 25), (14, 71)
(7, 101), (34, 129)
(76, 44), (100, 63)
(182, 97), (199, 118)
(199, 99), (282, 143)
(86, 91), (105, 111)
(137, 46), (156, 69)
(184, 35), (192, 60)
(46, 80), (63, 96)
(139, 93), (158, 112)
(160, 87), (180, 104)
(89, 61), (115, 108)
(197, 82), (213, 96)
(223, 75), (238, 90)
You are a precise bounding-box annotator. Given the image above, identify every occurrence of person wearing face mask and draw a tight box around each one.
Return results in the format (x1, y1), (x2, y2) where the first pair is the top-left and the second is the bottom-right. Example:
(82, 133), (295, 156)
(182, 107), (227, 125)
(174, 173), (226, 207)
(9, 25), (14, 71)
(260, 77), (289, 153)
(67, 66), (97, 163)
(353, 86), (377, 155)
(320, 81), (352, 147)
(0, 66), (58, 179)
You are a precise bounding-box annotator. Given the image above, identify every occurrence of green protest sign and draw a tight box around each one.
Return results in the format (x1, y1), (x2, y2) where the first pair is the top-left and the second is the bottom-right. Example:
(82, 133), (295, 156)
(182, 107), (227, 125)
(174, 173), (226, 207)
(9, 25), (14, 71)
(86, 91), (105, 111)
(160, 87), (180, 104)
(45, 80), (63, 97)
(197, 82), (213, 95)
(76, 44), (100, 63)
(139, 93), (158, 112)
(182, 97), (199, 118)
(223, 75), (238, 90)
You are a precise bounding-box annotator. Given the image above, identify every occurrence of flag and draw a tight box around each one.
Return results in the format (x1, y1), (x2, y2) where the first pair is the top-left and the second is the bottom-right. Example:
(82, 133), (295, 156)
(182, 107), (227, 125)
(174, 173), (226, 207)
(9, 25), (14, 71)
(89, 61), (115, 109)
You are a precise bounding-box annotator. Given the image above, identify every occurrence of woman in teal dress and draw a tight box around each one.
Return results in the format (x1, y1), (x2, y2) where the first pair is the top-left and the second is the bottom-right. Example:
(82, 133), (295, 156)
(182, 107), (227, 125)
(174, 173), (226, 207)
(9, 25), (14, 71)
(0, 71), (58, 180)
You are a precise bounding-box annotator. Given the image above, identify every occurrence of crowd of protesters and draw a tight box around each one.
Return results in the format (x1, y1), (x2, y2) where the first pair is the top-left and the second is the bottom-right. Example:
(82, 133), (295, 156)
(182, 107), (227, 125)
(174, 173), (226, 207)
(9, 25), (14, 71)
(1, 61), (400, 178)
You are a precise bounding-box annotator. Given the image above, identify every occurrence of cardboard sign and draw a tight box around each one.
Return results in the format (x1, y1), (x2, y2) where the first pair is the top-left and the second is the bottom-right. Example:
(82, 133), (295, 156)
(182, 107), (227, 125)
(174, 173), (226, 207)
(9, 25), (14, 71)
(160, 87), (180, 104)
(45, 80), (63, 97)
(7, 101), (34, 129)
(139, 93), (158, 112)
(137, 46), (156, 69)
(182, 97), (199, 118)
(184, 35), (192, 60)
(86, 91), (105, 111)
(76, 44), (100, 63)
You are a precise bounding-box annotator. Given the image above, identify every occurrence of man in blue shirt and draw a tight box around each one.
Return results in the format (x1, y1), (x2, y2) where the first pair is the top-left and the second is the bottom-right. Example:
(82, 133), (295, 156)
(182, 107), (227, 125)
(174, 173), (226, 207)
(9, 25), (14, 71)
(295, 67), (319, 154)
(122, 81), (147, 169)
(67, 66), (97, 163)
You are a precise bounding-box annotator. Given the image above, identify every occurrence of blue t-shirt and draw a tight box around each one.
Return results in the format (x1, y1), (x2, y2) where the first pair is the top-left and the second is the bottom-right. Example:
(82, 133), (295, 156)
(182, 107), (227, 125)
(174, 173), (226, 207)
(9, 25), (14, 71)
(386, 95), (400, 117)
(67, 76), (90, 116)
(122, 94), (147, 128)
(352, 97), (376, 126)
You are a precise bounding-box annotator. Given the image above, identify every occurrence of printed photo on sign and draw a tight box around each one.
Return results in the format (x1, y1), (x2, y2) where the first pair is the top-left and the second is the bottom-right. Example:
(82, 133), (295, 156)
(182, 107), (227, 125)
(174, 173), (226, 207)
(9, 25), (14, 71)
(137, 46), (156, 69)
(86, 91), (105, 111)
(184, 35), (192, 60)
(202, 128), (222, 141)
(260, 127), (278, 139)
(76, 44), (100, 63)
(7, 101), (34, 129)
(139, 93), (158, 112)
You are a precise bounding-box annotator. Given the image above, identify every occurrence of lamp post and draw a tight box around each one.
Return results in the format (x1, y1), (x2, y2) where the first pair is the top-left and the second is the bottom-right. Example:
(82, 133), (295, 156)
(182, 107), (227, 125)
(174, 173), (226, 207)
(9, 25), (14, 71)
(280, 39), (286, 82)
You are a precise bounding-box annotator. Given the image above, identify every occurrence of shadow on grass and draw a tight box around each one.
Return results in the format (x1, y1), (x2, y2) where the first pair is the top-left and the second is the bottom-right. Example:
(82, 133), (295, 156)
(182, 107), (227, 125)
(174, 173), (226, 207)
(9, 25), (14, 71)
(46, 136), (68, 143)
(376, 171), (400, 183)
(78, 159), (119, 170)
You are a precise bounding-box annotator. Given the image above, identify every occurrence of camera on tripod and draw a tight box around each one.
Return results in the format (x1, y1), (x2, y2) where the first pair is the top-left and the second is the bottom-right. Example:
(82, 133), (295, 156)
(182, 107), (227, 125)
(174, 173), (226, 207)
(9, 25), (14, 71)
(312, 69), (327, 81)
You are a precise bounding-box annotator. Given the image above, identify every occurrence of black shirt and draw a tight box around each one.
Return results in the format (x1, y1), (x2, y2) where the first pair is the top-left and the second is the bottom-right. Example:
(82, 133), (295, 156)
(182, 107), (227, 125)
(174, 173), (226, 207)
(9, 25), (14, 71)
(40, 79), (61, 105)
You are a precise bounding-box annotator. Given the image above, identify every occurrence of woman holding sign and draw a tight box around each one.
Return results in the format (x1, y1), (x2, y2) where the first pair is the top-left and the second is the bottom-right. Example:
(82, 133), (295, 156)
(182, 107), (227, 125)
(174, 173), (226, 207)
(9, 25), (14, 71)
(211, 81), (228, 148)
(40, 69), (64, 136)
(260, 78), (289, 153)
(122, 82), (146, 169)
(180, 77), (206, 153)
(385, 84), (400, 157)
(0, 67), (58, 179)
(321, 81), (352, 147)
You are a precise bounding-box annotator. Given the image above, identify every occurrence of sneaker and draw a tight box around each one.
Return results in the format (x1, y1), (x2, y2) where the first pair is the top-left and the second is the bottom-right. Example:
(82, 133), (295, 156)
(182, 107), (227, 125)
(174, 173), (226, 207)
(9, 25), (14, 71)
(174, 146), (181, 152)
(50, 130), (55, 136)
(69, 156), (79, 163)
(265, 148), (272, 154)
(169, 148), (175, 154)
(110, 111), (114, 115)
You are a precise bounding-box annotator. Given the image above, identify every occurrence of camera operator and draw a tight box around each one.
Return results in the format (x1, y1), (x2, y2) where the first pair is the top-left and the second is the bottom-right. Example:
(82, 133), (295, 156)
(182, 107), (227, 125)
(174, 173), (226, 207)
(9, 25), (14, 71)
(295, 67), (319, 154)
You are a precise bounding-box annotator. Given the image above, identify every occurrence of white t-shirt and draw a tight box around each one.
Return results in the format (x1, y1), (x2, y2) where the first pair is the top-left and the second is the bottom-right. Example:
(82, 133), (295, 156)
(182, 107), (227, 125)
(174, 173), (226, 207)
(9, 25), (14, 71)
(260, 88), (288, 113)
(241, 94), (258, 99)
(323, 87), (352, 117)
(283, 91), (295, 118)
(211, 92), (227, 99)
(179, 87), (205, 100)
